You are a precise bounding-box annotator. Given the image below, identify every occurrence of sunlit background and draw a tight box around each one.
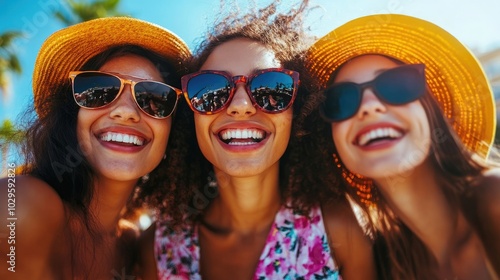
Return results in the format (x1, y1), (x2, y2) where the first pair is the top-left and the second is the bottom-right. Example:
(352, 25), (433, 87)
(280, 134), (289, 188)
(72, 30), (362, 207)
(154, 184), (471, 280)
(1, 1), (500, 214)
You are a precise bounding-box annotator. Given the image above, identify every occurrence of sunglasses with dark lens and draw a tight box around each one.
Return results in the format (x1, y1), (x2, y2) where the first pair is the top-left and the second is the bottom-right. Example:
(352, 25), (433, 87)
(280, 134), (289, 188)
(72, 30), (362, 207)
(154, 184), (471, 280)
(320, 64), (426, 122)
(181, 68), (299, 114)
(69, 71), (182, 119)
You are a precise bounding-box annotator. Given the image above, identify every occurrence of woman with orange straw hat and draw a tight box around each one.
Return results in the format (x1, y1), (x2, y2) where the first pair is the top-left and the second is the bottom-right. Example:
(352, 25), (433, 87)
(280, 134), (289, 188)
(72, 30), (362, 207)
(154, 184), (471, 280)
(0, 17), (190, 279)
(302, 14), (500, 279)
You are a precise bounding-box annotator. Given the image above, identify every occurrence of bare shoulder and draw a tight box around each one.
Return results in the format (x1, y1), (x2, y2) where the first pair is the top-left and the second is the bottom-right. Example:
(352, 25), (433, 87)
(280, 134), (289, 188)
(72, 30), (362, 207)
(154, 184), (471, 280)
(478, 168), (500, 187)
(135, 222), (158, 280)
(139, 221), (156, 246)
(465, 168), (500, 227)
(0, 175), (66, 278)
(322, 197), (376, 280)
(119, 218), (140, 243)
(468, 168), (500, 214)
(0, 175), (65, 228)
(466, 168), (500, 278)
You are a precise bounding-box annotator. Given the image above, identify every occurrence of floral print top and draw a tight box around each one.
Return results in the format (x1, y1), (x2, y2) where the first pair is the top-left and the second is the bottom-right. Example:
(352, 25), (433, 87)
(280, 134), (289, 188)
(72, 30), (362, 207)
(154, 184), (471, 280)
(154, 205), (340, 280)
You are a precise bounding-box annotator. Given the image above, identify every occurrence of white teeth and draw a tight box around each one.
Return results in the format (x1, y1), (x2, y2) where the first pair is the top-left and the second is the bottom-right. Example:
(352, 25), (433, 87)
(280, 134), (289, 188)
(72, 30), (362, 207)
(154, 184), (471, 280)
(358, 127), (402, 146)
(100, 132), (145, 146)
(220, 129), (265, 141)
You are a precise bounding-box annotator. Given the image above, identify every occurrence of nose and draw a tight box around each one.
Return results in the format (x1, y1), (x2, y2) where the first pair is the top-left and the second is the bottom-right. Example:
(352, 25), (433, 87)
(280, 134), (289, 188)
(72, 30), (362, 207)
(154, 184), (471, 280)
(226, 84), (257, 116)
(356, 88), (387, 119)
(109, 85), (141, 122)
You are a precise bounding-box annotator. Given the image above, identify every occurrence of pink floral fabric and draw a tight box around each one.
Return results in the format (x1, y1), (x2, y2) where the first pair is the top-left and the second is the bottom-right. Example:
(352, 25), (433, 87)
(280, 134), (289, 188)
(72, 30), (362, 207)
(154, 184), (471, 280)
(154, 205), (340, 279)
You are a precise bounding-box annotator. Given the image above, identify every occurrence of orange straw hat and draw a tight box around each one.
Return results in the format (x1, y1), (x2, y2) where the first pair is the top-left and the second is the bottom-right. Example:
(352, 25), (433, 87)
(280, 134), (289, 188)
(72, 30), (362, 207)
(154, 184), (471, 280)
(33, 17), (191, 118)
(307, 14), (496, 158)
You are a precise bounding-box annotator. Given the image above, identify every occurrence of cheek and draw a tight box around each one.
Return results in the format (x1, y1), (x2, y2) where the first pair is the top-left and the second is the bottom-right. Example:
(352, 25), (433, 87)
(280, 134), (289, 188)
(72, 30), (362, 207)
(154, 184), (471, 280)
(331, 122), (356, 169)
(274, 112), (293, 150)
(331, 122), (349, 150)
(406, 101), (431, 141)
(413, 103), (432, 153)
(277, 111), (293, 133)
(76, 110), (93, 151)
(151, 118), (172, 150)
(194, 115), (215, 156)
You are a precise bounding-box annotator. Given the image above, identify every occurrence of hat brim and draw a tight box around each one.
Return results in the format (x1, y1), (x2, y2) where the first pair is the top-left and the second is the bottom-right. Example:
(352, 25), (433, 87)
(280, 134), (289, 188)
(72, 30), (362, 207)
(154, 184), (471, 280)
(307, 14), (496, 158)
(33, 17), (191, 118)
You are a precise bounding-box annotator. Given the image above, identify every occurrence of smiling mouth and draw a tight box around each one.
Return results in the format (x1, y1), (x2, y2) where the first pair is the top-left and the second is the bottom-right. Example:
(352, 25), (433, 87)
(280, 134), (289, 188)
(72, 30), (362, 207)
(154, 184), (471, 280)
(356, 127), (403, 146)
(99, 132), (145, 146)
(218, 128), (266, 145)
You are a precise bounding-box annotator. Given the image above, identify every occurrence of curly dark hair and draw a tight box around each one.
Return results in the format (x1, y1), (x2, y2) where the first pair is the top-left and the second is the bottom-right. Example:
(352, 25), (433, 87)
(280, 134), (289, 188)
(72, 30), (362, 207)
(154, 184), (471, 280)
(20, 45), (183, 274)
(135, 0), (345, 229)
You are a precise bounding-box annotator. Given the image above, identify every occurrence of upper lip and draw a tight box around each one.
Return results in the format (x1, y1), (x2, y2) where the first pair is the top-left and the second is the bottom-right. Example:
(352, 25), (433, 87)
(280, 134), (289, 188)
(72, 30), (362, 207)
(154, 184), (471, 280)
(353, 123), (405, 146)
(95, 126), (149, 145)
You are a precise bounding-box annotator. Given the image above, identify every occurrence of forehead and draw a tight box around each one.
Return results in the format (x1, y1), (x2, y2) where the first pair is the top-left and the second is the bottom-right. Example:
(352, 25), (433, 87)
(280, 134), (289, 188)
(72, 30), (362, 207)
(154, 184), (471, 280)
(201, 38), (281, 74)
(332, 54), (401, 84)
(98, 54), (162, 81)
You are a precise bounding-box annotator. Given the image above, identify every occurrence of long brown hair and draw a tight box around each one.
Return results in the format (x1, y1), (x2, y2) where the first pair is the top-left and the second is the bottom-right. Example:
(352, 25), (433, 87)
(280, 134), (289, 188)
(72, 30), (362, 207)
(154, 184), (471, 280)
(300, 56), (494, 279)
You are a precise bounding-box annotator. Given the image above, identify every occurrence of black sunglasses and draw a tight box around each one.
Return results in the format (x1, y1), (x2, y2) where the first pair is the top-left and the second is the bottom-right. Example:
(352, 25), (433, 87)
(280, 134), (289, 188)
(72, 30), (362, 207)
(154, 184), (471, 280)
(181, 68), (299, 114)
(320, 64), (426, 122)
(69, 71), (182, 119)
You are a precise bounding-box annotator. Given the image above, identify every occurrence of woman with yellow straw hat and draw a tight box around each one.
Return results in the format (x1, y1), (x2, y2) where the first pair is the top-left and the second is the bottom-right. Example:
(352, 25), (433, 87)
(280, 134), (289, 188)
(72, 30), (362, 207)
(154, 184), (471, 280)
(302, 14), (500, 279)
(0, 17), (190, 279)
(136, 1), (376, 279)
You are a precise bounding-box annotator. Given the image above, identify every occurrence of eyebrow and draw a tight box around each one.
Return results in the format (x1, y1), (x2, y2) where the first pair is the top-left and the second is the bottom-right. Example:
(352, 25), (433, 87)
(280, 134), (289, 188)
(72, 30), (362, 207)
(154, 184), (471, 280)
(107, 71), (154, 81)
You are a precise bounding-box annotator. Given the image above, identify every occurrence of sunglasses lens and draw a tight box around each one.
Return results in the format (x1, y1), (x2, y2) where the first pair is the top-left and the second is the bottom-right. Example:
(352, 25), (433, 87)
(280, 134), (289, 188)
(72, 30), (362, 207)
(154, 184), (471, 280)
(251, 71), (295, 112)
(73, 72), (121, 108)
(134, 81), (178, 118)
(186, 73), (230, 113)
(376, 66), (425, 105)
(322, 83), (362, 121)
(322, 64), (425, 122)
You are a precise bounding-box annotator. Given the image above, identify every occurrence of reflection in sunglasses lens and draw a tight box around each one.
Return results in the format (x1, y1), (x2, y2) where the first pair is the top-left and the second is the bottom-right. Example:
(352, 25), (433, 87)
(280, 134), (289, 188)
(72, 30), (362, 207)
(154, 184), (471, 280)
(251, 72), (294, 112)
(135, 82), (178, 118)
(187, 73), (231, 113)
(186, 71), (296, 113)
(73, 72), (178, 119)
(73, 73), (121, 108)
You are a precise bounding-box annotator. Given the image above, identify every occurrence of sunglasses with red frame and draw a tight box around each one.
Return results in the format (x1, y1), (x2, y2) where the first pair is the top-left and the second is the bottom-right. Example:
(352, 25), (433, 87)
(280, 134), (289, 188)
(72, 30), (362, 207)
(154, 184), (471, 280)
(181, 68), (299, 114)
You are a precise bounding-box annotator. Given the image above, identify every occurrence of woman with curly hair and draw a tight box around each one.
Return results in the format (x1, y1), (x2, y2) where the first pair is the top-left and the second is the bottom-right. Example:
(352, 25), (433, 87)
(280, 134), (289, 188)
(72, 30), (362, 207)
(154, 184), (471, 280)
(136, 2), (375, 280)
(305, 14), (500, 279)
(0, 17), (190, 279)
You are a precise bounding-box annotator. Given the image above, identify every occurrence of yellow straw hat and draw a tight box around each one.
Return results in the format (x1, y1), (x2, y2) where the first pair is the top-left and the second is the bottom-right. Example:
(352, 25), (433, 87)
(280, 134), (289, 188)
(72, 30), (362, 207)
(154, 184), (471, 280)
(33, 17), (191, 118)
(307, 14), (496, 158)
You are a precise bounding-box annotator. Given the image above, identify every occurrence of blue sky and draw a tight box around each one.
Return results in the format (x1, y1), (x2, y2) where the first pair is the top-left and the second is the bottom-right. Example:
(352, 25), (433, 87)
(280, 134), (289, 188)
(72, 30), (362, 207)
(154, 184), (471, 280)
(1, 0), (500, 125)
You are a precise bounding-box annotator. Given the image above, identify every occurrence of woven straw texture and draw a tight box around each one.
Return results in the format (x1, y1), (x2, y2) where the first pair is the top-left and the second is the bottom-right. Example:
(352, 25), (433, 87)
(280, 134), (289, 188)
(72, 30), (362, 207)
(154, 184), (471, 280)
(33, 17), (191, 117)
(307, 14), (496, 158)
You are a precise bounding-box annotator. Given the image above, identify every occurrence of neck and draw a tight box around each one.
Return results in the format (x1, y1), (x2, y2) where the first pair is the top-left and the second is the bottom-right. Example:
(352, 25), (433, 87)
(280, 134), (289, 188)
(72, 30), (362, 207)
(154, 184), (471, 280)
(374, 160), (460, 263)
(204, 163), (282, 234)
(88, 177), (138, 234)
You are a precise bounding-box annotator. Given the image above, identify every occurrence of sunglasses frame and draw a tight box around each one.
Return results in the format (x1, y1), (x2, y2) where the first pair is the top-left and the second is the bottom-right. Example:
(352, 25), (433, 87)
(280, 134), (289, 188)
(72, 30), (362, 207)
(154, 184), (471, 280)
(69, 71), (182, 119)
(181, 68), (300, 115)
(321, 64), (426, 122)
